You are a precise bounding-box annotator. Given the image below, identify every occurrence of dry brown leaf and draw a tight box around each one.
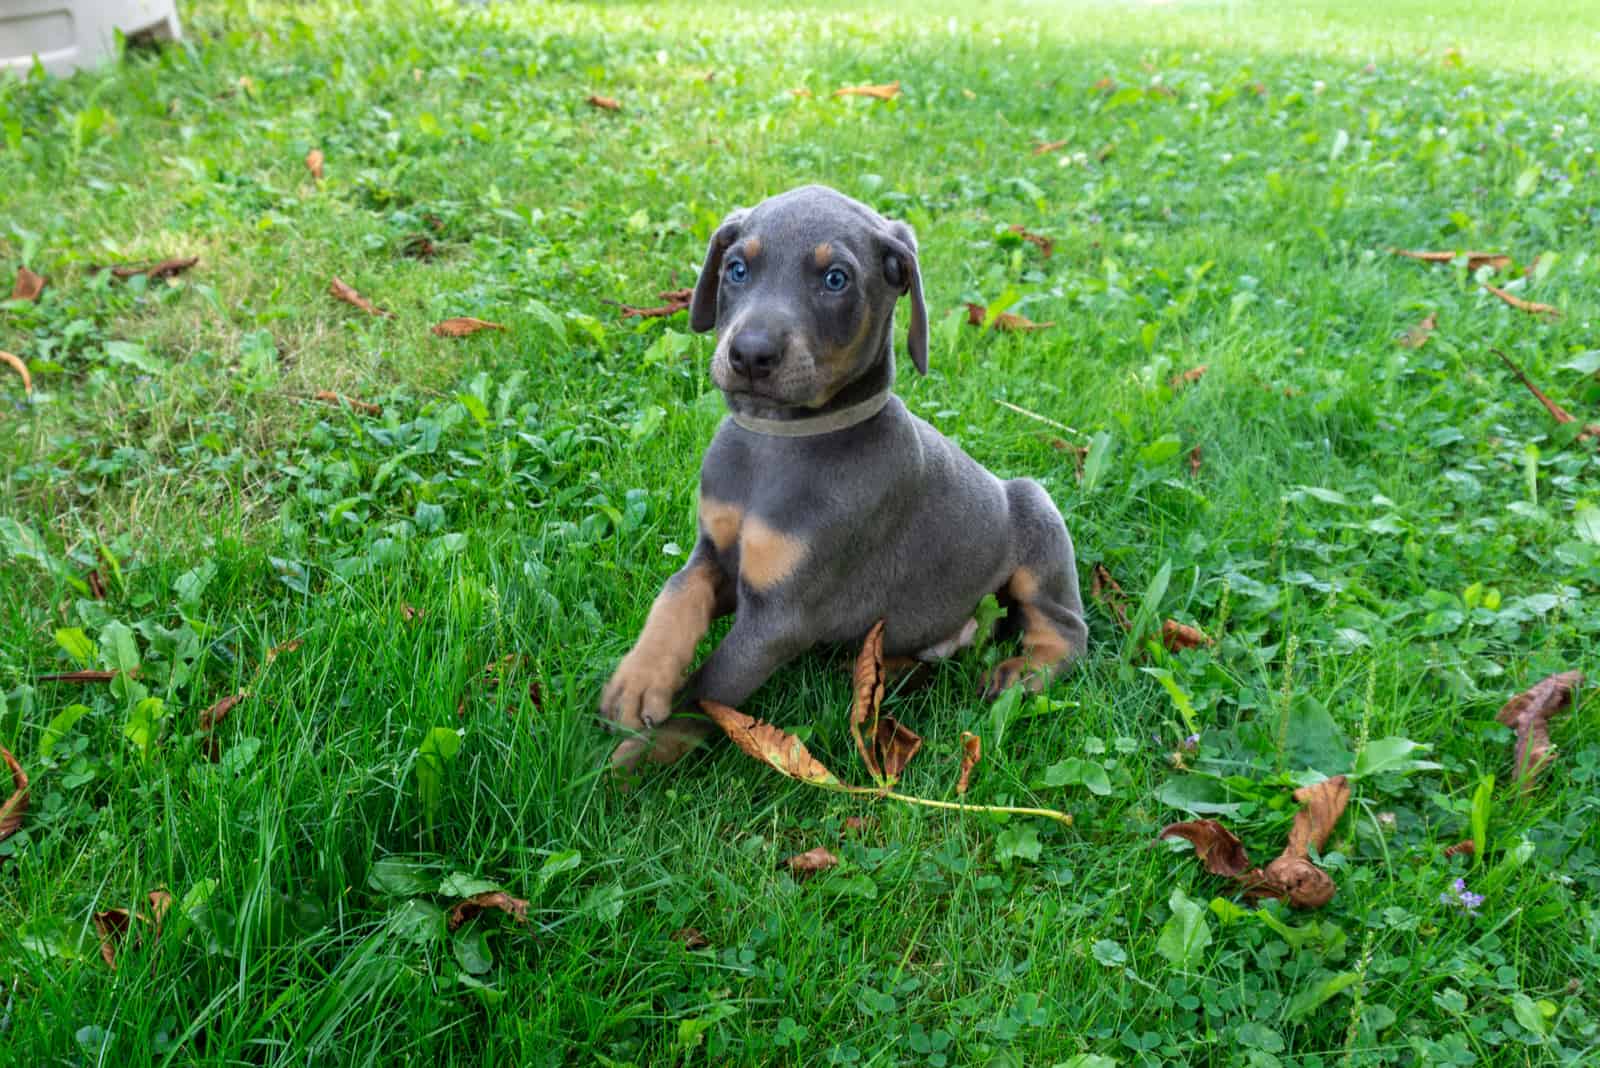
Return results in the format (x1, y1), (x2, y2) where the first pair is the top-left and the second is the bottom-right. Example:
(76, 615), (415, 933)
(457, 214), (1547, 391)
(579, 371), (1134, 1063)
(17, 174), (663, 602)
(313, 390), (383, 417)
(850, 620), (887, 781)
(1032, 139), (1069, 156)
(1187, 444), (1203, 478)
(86, 569), (107, 600)
(701, 700), (842, 787)
(11, 266), (44, 301)
(402, 603), (422, 622)
(107, 257), (198, 282)
(843, 815), (870, 835)
(1444, 839), (1475, 857)
(833, 81), (900, 101)
(875, 717), (923, 780)
(1284, 776), (1350, 858)
(93, 909), (132, 968)
(1491, 348), (1574, 425)
(37, 670), (121, 683)
(957, 731), (981, 795)
(964, 302), (1055, 332)
(672, 926), (710, 949)
(0, 746), (28, 845)
(402, 235), (438, 260)
(199, 693), (245, 732)
(1159, 819), (1252, 877)
(1251, 856), (1338, 909)
(618, 290), (692, 319)
(1090, 563), (1133, 632)
(1170, 365), (1208, 390)
(785, 847), (839, 873)
(1398, 312), (1437, 349)
(1483, 283), (1560, 318)
(1, 350), (32, 395)
(1091, 77), (1116, 92)
(1391, 249), (1510, 272)
(305, 147), (324, 180)
(431, 317), (507, 337)
(265, 637), (304, 664)
(1007, 224), (1054, 258)
(1496, 671), (1584, 790)
(329, 276), (393, 318)
(448, 891), (529, 930)
(1161, 619), (1213, 652)
(586, 94), (621, 111)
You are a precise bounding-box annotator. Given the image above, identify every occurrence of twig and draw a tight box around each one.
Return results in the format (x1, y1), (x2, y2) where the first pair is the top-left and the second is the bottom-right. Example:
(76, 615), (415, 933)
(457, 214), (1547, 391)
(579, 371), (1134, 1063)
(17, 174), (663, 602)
(1491, 348), (1573, 424)
(994, 398), (1083, 439)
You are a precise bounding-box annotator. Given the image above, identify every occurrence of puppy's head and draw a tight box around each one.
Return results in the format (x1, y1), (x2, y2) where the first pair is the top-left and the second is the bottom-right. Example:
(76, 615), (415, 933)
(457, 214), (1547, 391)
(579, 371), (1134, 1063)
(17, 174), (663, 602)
(689, 185), (927, 413)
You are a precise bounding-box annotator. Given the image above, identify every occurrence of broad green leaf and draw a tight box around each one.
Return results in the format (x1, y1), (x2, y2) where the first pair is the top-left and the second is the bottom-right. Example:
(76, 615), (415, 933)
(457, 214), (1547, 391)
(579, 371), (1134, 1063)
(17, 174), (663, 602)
(1470, 774), (1494, 863)
(1575, 504), (1600, 546)
(456, 971), (506, 1008)
(457, 391), (491, 430)
(387, 899), (447, 945)
(1509, 992), (1550, 1039)
(1142, 667), (1198, 737)
(368, 858), (436, 896)
(1286, 971), (1361, 1020)
(439, 872), (501, 898)
(1040, 757), (1112, 796)
(1558, 350), (1600, 376)
(538, 850), (582, 890)
(100, 620), (140, 675)
(989, 683), (1024, 756)
(40, 704), (91, 760)
(122, 696), (166, 762)
(1137, 435), (1183, 466)
(416, 727), (463, 828)
(1157, 775), (1246, 817)
(1053, 1057), (1118, 1068)
(452, 925), (494, 975)
(1080, 431), (1112, 493)
(1156, 887), (1212, 969)
(1351, 737), (1441, 779)
(996, 825), (1042, 867)
(53, 628), (96, 667)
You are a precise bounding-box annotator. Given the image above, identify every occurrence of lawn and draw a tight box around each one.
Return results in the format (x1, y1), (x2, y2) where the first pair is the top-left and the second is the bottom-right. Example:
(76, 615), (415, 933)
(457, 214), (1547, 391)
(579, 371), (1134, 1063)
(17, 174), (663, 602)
(3, 0), (1599, 1063)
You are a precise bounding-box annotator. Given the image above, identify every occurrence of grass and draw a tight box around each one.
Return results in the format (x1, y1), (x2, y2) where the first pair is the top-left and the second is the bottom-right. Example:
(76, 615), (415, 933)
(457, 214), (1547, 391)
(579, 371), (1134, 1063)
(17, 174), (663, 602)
(2, 0), (1599, 1063)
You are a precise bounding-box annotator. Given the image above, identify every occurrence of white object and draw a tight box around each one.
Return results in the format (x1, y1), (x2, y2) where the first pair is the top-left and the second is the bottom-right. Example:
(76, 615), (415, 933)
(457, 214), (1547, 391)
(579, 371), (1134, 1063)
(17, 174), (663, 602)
(1, 0), (181, 78)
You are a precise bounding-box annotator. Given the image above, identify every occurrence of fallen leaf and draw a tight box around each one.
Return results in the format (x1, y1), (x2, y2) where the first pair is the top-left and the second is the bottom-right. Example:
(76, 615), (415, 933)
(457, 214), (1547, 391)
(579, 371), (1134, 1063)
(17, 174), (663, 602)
(1495, 671), (1584, 790)
(964, 302), (1054, 332)
(148, 890), (172, 927)
(874, 717), (923, 780)
(0, 746), (28, 845)
(1, 350), (32, 395)
(850, 620), (888, 781)
(784, 847), (839, 873)
(199, 693), (244, 732)
(313, 390), (383, 417)
(448, 891), (529, 930)
(37, 670), (121, 683)
(1251, 855), (1338, 909)
(1283, 776), (1350, 859)
(1032, 139), (1069, 156)
(1159, 819), (1252, 877)
(11, 266), (44, 301)
(1187, 444), (1203, 477)
(1170, 365), (1208, 390)
(1444, 839), (1475, 857)
(265, 637), (304, 664)
(618, 288), (693, 319)
(1091, 77), (1116, 92)
(431, 317), (507, 337)
(1007, 224), (1054, 257)
(91, 891), (171, 969)
(106, 257), (199, 282)
(957, 731), (981, 795)
(701, 700), (843, 787)
(843, 816), (869, 835)
(402, 235), (438, 260)
(672, 926), (710, 949)
(1391, 249), (1510, 272)
(585, 94), (621, 111)
(1161, 619), (1213, 652)
(1090, 563), (1133, 631)
(329, 276), (393, 318)
(401, 603), (422, 622)
(1483, 283), (1560, 318)
(833, 81), (900, 101)
(305, 147), (324, 180)
(1491, 348), (1574, 425)
(1398, 312), (1437, 349)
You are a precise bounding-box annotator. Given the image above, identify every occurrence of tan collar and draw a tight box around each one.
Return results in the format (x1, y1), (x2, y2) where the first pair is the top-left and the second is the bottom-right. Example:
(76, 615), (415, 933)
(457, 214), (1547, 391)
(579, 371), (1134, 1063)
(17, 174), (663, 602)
(730, 390), (891, 438)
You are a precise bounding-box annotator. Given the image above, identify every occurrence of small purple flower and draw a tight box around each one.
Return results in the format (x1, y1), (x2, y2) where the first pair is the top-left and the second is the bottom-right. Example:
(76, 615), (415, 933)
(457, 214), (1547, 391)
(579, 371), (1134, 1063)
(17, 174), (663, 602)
(1440, 877), (1484, 915)
(1182, 733), (1201, 751)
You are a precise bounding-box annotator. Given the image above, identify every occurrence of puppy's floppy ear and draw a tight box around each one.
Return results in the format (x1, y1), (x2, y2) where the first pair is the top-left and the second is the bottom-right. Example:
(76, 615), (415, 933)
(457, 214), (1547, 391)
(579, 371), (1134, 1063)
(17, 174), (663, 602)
(689, 208), (749, 334)
(879, 220), (929, 375)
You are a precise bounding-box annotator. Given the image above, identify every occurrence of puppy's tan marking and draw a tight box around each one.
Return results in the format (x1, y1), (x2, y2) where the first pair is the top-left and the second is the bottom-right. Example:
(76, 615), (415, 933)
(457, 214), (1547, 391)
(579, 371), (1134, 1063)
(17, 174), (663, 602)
(699, 497), (743, 551)
(739, 515), (807, 590)
(813, 242), (833, 268)
(816, 301), (875, 404)
(603, 559), (723, 727)
(743, 236), (762, 260)
(1009, 567), (1072, 668)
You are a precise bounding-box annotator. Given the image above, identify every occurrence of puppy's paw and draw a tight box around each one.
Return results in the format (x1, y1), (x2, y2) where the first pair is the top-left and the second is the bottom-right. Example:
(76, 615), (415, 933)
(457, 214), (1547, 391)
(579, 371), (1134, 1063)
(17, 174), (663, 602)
(599, 649), (679, 730)
(608, 718), (716, 779)
(980, 657), (1052, 701)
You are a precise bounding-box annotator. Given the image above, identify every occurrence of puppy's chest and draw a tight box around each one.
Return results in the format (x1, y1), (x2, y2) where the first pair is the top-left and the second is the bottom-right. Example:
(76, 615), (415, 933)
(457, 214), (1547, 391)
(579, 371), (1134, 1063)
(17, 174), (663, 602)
(698, 497), (812, 592)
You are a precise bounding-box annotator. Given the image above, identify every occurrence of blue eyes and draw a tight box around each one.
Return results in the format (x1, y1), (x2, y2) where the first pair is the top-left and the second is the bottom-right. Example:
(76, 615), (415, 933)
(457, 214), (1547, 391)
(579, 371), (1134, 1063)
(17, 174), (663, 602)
(723, 259), (849, 291)
(725, 259), (748, 284)
(823, 267), (849, 292)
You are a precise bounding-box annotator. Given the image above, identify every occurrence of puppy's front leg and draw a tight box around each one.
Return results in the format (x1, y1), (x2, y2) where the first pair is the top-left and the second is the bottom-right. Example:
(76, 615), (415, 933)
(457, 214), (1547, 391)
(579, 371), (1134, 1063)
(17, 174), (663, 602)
(600, 548), (729, 732)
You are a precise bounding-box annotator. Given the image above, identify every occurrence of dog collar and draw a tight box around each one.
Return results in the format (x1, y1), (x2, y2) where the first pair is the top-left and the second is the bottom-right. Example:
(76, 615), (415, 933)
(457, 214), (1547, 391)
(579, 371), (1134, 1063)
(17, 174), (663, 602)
(730, 389), (891, 438)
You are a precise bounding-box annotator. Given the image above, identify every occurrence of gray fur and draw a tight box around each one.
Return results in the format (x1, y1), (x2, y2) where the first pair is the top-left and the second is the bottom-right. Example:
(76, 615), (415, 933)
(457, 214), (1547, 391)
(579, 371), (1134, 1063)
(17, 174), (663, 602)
(601, 185), (1087, 770)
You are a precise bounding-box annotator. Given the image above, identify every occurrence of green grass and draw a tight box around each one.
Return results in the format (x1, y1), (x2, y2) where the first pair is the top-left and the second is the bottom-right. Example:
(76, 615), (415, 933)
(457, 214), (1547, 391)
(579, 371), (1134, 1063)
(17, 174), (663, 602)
(3, 0), (1600, 1063)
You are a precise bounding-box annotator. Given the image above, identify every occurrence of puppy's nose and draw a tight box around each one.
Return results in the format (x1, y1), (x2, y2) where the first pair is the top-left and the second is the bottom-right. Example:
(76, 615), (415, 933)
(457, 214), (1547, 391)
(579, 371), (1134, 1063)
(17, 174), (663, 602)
(728, 329), (782, 380)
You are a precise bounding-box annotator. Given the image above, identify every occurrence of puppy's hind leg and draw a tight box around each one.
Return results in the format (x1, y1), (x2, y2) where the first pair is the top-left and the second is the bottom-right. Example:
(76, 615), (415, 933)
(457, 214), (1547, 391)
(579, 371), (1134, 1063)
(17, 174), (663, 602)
(982, 479), (1089, 699)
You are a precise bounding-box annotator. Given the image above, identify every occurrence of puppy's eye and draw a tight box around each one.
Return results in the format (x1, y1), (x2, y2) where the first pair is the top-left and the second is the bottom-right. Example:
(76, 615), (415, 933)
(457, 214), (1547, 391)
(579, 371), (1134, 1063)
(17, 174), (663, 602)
(823, 267), (850, 292)
(725, 259), (748, 284)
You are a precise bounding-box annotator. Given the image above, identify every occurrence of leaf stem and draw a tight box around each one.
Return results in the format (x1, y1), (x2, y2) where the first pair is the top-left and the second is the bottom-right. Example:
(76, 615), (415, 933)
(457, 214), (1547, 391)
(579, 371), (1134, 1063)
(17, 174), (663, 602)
(840, 785), (1072, 825)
